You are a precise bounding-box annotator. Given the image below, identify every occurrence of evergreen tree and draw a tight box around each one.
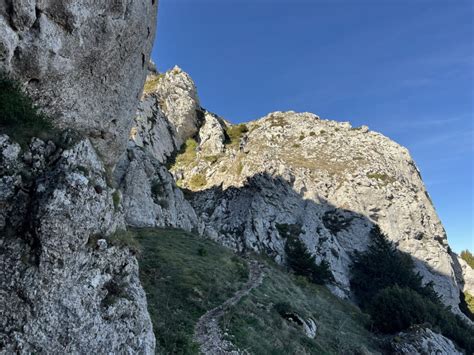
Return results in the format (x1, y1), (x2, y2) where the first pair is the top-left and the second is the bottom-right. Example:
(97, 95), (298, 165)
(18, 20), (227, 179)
(350, 225), (439, 308)
(285, 235), (333, 285)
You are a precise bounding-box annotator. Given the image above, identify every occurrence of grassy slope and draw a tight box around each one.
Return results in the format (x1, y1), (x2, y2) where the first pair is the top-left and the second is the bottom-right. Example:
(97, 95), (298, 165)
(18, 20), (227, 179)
(135, 228), (382, 354)
(134, 228), (248, 354)
(221, 256), (382, 354)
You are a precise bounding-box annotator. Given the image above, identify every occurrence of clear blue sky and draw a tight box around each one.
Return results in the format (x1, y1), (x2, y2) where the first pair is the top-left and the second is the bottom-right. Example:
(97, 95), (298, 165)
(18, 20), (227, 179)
(152, 0), (473, 253)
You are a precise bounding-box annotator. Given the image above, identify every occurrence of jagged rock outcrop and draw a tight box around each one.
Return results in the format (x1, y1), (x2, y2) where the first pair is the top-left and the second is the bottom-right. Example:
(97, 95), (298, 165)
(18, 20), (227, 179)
(391, 327), (463, 354)
(115, 146), (199, 231)
(136, 66), (201, 151)
(132, 68), (470, 313)
(0, 0), (158, 166)
(0, 135), (154, 353)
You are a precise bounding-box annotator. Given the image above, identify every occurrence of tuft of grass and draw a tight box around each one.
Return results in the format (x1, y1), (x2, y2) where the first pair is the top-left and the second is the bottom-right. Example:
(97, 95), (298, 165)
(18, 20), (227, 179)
(143, 73), (165, 94)
(188, 173), (207, 189)
(171, 138), (198, 168)
(112, 191), (121, 212)
(107, 230), (141, 255)
(0, 74), (61, 148)
(267, 115), (287, 129)
(203, 155), (219, 164)
(460, 291), (474, 321)
(134, 228), (249, 354)
(366, 172), (395, 184)
(225, 124), (248, 147)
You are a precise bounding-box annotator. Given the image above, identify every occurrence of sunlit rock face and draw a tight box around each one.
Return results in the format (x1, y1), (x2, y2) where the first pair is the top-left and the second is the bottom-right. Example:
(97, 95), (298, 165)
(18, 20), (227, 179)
(132, 68), (471, 315)
(0, 0), (158, 166)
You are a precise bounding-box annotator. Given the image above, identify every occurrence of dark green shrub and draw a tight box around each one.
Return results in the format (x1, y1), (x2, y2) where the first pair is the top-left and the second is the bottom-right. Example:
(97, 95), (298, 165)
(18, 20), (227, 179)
(351, 226), (474, 353)
(369, 286), (474, 353)
(112, 191), (121, 211)
(369, 286), (436, 333)
(197, 247), (207, 257)
(151, 178), (164, 197)
(273, 302), (293, 317)
(350, 225), (439, 308)
(0, 74), (57, 147)
(285, 235), (334, 285)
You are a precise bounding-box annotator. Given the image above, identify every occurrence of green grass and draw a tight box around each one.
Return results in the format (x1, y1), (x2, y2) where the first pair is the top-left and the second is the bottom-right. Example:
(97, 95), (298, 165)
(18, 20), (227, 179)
(220, 256), (383, 354)
(0, 74), (60, 148)
(134, 227), (385, 354)
(188, 173), (207, 189)
(143, 73), (165, 94)
(171, 138), (198, 169)
(366, 172), (395, 184)
(225, 124), (248, 147)
(134, 228), (249, 354)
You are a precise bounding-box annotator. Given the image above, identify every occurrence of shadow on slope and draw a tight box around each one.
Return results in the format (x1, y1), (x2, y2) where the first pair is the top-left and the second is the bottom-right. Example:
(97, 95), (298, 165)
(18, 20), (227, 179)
(180, 172), (473, 350)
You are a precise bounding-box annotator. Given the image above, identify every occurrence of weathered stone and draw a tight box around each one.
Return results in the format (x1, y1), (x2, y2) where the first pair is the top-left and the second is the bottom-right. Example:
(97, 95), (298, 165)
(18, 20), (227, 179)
(0, 136), (155, 353)
(199, 111), (226, 155)
(0, 0), (158, 166)
(116, 146), (199, 232)
(142, 66), (201, 148)
(391, 327), (463, 354)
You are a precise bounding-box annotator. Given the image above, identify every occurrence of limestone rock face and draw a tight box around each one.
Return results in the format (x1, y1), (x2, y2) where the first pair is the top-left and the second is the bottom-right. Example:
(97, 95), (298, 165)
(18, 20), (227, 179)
(0, 135), (154, 353)
(131, 94), (179, 164)
(199, 111), (226, 156)
(140, 67), (201, 148)
(166, 107), (468, 310)
(391, 327), (462, 354)
(0, 0), (158, 166)
(115, 146), (199, 232)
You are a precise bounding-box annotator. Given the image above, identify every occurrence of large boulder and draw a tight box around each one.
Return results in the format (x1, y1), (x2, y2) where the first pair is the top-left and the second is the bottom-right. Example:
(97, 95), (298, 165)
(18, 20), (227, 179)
(0, 0), (158, 166)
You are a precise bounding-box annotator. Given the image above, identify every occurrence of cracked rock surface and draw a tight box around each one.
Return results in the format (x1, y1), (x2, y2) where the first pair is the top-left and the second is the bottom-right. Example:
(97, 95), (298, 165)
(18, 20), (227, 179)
(0, 0), (158, 166)
(0, 135), (155, 353)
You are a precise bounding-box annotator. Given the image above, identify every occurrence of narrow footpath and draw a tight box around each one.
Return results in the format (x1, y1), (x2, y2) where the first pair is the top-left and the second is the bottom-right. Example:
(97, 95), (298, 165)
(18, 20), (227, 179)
(193, 260), (265, 355)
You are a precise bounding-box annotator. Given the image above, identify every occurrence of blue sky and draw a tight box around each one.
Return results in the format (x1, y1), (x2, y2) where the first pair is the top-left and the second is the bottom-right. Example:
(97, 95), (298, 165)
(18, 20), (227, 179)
(152, 0), (473, 253)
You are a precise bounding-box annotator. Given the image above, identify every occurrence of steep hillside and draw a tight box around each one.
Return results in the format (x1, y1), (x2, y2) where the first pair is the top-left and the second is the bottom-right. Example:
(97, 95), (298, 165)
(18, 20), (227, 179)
(134, 227), (387, 354)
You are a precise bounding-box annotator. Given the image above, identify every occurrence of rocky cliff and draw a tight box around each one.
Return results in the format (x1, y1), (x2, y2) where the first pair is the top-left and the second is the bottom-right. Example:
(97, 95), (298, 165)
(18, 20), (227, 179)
(0, 0), (157, 166)
(134, 67), (473, 316)
(0, 1), (158, 353)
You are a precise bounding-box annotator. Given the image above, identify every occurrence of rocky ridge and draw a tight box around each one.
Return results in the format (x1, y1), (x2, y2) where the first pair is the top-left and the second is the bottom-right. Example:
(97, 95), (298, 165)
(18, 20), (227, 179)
(134, 68), (473, 316)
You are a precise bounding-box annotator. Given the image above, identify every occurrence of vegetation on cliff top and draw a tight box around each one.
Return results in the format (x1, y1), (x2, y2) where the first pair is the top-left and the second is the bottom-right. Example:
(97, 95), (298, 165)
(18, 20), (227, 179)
(461, 249), (474, 269)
